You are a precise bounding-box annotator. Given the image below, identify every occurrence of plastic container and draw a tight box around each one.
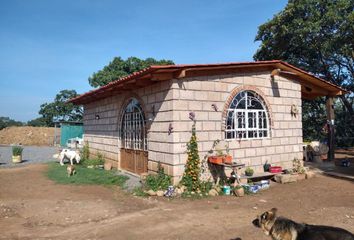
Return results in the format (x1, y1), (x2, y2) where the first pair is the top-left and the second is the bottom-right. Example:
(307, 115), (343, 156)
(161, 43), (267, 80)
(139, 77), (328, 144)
(269, 166), (282, 173)
(223, 185), (231, 195)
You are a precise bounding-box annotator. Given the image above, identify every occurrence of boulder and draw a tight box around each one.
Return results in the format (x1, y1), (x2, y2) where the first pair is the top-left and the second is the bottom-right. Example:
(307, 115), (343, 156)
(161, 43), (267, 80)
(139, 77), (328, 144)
(234, 187), (244, 197)
(146, 190), (156, 196)
(104, 162), (112, 171)
(297, 174), (306, 181)
(179, 185), (187, 192)
(175, 188), (184, 195)
(156, 190), (164, 197)
(305, 171), (316, 179)
(274, 174), (297, 184)
(208, 189), (219, 196)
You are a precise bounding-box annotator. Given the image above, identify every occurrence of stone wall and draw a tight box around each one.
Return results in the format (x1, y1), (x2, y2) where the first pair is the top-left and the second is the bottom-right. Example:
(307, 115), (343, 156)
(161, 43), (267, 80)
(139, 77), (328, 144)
(169, 71), (303, 182)
(82, 80), (179, 177)
(82, 70), (303, 184)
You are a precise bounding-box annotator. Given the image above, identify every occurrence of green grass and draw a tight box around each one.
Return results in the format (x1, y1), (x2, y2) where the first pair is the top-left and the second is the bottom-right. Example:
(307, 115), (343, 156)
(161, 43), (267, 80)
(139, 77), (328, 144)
(46, 162), (128, 187)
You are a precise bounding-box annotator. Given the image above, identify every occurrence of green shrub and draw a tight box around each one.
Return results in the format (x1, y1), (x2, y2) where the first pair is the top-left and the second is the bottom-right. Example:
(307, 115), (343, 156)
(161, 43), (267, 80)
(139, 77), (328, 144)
(199, 181), (213, 195)
(80, 151), (104, 167)
(81, 142), (90, 161)
(142, 162), (171, 191)
(81, 158), (104, 167)
(12, 146), (23, 156)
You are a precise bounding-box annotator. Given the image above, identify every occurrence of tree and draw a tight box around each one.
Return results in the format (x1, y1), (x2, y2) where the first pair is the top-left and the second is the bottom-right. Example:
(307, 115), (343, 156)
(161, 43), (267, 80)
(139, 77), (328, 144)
(88, 56), (174, 87)
(254, 0), (354, 143)
(0, 117), (23, 130)
(39, 90), (83, 127)
(27, 117), (47, 127)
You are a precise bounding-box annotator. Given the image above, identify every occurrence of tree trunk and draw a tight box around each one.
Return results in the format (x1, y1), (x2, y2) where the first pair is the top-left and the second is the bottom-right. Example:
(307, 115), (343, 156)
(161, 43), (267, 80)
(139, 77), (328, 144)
(339, 95), (354, 120)
(326, 97), (335, 161)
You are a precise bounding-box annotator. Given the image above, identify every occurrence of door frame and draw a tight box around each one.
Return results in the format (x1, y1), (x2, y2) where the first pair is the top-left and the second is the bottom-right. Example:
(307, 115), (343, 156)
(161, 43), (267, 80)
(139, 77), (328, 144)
(119, 97), (148, 175)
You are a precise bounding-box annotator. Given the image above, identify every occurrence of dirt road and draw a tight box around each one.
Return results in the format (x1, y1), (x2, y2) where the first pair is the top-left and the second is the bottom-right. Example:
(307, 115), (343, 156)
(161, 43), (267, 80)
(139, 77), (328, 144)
(1, 164), (353, 240)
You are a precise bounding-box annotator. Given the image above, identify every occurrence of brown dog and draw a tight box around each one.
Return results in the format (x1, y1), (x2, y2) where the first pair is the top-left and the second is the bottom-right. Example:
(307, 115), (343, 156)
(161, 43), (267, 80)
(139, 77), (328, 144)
(252, 208), (354, 240)
(66, 165), (76, 177)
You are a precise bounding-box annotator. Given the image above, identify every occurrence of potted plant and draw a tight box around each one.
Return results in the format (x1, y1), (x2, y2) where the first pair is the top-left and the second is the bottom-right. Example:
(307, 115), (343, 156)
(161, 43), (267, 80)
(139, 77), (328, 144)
(292, 158), (306, 180)
(12, 146), (23, 163)
(208, 148), (224, 164)
(245, 167), (254, 177)
(263, 161), (271, 172)
(233, 185), (244, 197)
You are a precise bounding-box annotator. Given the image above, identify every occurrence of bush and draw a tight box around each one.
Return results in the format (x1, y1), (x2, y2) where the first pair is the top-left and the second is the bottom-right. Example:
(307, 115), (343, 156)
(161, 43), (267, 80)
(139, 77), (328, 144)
(81, 142), (90, 161)
(80, 150), (104, 167)
(12, 146), (23, 156)
(198, 181), (213, 195)
(142, 162), (171, 191)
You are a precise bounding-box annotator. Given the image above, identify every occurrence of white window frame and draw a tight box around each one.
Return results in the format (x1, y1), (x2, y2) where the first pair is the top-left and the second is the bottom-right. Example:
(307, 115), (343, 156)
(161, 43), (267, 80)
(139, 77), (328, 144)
(225, 91), (270, 140)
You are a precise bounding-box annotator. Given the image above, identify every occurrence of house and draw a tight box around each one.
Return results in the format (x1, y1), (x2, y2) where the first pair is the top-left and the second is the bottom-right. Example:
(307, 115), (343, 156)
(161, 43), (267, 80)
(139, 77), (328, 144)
(70, 60), (345, 183)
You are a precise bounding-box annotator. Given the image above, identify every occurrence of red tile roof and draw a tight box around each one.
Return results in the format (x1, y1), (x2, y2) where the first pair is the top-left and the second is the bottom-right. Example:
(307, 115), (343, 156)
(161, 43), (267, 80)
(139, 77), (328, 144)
(70, 60), (347, 104)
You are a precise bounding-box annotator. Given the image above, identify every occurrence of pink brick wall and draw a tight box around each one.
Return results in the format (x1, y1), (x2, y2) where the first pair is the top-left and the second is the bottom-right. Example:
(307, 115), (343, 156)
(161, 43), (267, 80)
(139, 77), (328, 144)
(82, 70), (303, 184)
(169, 71), (303, 182)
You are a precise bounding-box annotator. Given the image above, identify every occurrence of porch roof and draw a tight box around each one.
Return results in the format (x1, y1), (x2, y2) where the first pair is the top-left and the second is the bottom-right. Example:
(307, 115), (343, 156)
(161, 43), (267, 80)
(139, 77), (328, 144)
(70, 60), (347, 104)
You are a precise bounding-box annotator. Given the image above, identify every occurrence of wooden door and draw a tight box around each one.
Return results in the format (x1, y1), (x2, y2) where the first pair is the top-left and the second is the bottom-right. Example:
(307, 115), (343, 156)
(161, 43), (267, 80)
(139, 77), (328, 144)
(120, 149), (148, 174)
(120, 98), (148, 175)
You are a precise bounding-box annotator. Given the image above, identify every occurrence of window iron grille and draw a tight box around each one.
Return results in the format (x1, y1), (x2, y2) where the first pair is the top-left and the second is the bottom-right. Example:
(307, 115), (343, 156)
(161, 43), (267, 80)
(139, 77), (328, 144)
(225, 91), (270, 140)
(121, 98), (147, 150)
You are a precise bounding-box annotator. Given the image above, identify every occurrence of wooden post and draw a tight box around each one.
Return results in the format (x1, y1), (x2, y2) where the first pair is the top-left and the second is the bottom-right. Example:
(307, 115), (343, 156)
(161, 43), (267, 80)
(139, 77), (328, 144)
(326, 97), (335, 161)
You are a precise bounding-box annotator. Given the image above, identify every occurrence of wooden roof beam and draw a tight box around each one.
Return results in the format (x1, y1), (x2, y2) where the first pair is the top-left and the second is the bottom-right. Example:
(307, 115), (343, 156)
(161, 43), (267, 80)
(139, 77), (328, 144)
(151, 72), (175, 81)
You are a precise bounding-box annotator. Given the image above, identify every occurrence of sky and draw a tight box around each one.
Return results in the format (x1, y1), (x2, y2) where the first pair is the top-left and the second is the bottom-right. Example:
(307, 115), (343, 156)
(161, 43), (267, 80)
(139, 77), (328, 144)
(0, 0), (288, 122)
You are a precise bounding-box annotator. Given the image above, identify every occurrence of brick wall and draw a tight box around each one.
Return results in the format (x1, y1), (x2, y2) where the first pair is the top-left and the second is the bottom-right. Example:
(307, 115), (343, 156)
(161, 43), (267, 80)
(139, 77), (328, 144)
(82, 80), (178, 176)
(82, 70), (303, 184)
(169, 71), (303, 182)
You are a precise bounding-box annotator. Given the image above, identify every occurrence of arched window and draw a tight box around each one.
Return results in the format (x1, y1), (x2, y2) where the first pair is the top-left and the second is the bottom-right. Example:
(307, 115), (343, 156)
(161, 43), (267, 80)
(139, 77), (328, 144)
(225, 91), (270, 140)
(121, 98), (147, 150)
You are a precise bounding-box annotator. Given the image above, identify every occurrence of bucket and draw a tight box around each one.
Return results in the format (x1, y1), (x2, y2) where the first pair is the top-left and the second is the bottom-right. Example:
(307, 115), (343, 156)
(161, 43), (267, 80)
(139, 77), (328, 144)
(223, 185), (231, 195)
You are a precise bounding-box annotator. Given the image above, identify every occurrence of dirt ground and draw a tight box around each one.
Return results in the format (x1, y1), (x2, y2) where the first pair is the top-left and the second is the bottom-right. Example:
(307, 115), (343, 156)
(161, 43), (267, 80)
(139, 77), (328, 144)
(0, 126), (59, 146)
(0, 164), (353, 240)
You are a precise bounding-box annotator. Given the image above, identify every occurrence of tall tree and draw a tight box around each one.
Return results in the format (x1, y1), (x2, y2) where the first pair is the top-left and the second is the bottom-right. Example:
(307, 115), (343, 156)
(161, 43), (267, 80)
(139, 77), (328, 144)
(88, 56), (174, 87)
(254, 0), (354, 116)
(254, 0), (354, 144)
(39, 90), (83, 127)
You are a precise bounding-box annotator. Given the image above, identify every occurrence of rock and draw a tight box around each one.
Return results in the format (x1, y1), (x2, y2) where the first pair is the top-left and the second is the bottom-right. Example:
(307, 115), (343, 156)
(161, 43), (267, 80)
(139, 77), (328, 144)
(214, 185), (221, 193)
(156, 190), (164, 197)
(239, 178), (248, 184)
(175, 188), (183, 195)
(234, 188), (244, 197)
(146, 190), (156, 196)
(208, 189), (219, 196)
(297, 173), (306, 181)
(274, 174), (297, 184)
(306, 171), (316, 179)
(179, 185), (186, 192)
(104, 162), (112, 171)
